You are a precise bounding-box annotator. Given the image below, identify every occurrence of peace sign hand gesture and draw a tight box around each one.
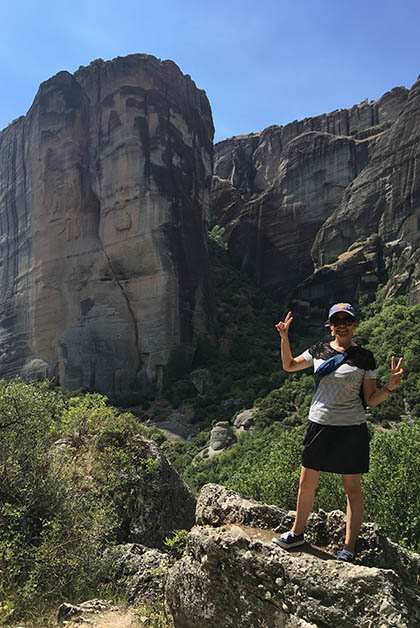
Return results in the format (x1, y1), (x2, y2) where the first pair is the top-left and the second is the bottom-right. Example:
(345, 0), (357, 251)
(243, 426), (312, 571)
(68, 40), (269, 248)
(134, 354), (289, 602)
(386, 356), (403, 392)
(275, 311), (293, 340)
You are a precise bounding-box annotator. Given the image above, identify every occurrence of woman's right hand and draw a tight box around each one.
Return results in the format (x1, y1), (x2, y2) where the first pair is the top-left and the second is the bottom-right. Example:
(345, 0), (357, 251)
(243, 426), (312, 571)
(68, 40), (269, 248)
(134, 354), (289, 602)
(275, 311), (293, 339)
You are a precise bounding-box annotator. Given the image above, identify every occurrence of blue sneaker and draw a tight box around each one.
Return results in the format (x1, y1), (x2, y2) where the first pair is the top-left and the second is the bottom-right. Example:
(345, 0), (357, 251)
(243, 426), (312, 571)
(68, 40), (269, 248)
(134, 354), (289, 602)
(272, 530), (305, 549)
(336, 548), (355, 563)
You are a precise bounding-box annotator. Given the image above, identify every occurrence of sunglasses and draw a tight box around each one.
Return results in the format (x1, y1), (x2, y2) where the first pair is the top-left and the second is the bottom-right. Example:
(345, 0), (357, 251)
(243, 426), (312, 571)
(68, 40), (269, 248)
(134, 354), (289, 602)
(330, 315), (355, 326)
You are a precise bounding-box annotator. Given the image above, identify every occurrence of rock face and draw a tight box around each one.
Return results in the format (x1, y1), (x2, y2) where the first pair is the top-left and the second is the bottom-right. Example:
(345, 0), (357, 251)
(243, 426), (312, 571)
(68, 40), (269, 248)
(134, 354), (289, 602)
(102, 543), (168, 603)
(0, 54), (213, 392)
(102, 435), (196, 548)
(165, 484), (420, 628)
(212, 83), (420, 309)
(307, 77), (420, 307)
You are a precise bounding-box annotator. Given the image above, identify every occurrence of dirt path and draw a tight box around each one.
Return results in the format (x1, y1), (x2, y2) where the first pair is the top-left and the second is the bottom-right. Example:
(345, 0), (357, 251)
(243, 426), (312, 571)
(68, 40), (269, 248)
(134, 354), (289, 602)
(67, 608), (138, 628)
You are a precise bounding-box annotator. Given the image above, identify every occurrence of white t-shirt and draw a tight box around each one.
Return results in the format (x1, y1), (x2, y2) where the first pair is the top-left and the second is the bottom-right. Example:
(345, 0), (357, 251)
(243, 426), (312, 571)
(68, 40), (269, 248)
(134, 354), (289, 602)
(302, 341), (376, 426)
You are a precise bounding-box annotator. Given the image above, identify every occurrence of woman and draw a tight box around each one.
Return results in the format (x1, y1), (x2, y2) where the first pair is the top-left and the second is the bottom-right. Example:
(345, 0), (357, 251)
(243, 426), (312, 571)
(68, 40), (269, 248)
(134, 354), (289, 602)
(272, 303), (403, 563)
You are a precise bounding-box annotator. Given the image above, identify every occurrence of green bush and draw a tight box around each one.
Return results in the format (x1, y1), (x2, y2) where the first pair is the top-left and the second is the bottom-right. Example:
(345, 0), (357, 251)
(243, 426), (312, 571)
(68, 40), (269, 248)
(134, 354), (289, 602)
(0, 381), (106, 621)
(0, 383), (162, 623)
(356, 297), (420, 422)
(364, 420), (420, 550)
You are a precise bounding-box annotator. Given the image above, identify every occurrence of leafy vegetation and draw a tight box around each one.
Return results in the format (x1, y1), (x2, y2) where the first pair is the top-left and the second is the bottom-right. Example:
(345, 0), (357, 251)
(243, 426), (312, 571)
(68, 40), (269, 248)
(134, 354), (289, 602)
(355, 296), (420, 423)
(0, 381), (164, 625)
(161, 238), (316, 427)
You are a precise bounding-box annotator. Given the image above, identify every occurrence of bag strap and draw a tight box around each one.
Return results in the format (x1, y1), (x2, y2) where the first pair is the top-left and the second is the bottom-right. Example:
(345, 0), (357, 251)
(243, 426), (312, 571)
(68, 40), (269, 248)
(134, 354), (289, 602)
(314, 352), (348, 391)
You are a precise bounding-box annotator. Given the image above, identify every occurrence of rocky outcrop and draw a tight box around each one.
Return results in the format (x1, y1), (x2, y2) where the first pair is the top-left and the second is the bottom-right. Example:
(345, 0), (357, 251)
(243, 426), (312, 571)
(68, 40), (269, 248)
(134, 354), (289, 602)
(102, 543), (168, 603)
(0, 54), (213, 392)
(104, 435), (196, 548)
(212, 85), (418, 307)
(55, 430), (196, 548)
(292, 234), (382, 317)
(309, 76), (420, 306)
(195, 421), (237, 461)
(165, 484), (420, 627)
(233, 408), (257, 432)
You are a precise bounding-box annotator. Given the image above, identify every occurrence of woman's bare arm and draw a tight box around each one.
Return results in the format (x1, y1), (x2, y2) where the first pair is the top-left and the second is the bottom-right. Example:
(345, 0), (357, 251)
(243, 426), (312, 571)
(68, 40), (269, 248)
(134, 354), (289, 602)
(276, 312), (311, 372)
(363, 356), (403, 408)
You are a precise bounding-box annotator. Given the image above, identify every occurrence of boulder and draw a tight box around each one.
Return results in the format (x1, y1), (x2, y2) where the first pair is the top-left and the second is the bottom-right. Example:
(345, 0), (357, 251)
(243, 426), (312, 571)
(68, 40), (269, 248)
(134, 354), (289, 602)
(102, 543), (168, 603)
(195, 422), (237, 461)
(189, 368), (213, 394)
(165, 484), (420, 628)
(209, 421), (236, 451)
(233, 408), (257, 432)
(105, 436), (196, 548)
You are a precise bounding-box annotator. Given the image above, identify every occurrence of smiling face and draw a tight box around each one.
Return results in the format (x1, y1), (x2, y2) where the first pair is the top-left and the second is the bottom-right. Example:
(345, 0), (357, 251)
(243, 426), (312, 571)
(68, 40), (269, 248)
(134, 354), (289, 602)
(329, 312), (357, 339)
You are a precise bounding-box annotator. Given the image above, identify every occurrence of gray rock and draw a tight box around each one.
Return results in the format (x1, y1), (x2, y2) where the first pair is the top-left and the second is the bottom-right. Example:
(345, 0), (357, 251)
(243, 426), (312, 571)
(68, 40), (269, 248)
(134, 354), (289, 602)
(196, 483), (290, 529)
(211, 82), (420, 311)
(209, 421), (236, 451)
(212, 88), (408, 301)
(102, 543), (168, 603)
(107, 436), (196, 548)
(57, 600), (116, 624)
(166, 483), (420, 628)
(51, 436), (74, 451)
(20, 359), (50, 381)
(304, 77), (420, 307)
(233, 408), (257, 432)
(0, 54), (214, 393)
(194, 423), (237, 462)
(292, 234), (382, 309)
(145, 401), (198, 442)
(189, 368), (213, 394)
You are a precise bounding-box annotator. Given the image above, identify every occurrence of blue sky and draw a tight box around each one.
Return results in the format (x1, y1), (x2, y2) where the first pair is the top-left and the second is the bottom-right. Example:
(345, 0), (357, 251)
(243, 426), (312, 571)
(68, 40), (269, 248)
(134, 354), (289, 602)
(1, 0), (420, 142)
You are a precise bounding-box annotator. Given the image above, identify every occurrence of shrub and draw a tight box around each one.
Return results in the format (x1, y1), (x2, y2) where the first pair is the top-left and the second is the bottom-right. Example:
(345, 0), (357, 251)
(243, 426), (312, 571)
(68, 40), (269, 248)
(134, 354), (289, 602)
(0, 380), (106, 621)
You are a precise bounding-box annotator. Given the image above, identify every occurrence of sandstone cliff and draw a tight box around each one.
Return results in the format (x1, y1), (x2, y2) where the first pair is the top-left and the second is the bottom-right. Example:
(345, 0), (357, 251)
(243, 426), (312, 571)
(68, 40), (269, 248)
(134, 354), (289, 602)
(0, 54), (213, 392)
(212, 83), (420, 309)
(165, 484), (420, 628)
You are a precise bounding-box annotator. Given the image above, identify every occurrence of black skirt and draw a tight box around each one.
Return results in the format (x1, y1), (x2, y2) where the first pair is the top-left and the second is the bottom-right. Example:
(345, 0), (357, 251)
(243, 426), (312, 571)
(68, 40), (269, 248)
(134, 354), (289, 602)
(301, 420), (370, 474)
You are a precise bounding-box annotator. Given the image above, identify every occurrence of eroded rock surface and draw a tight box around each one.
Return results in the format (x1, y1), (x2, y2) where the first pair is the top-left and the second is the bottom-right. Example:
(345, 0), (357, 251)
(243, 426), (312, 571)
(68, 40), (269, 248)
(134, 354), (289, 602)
(0, 54), (213, 392)
(102, 543), (168, 603)
(102, 436), (196, 548)
(233, 408), (257, 432)
(310, 76), (420, 306)
(212, 83), (420, 308)
(195, 421), (237, 461)
(165, 483), (420, 628)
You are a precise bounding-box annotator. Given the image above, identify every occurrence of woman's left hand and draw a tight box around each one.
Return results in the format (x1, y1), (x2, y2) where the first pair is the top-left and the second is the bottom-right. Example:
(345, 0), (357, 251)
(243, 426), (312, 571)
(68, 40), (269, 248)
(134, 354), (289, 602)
(387, 356), (403, 391)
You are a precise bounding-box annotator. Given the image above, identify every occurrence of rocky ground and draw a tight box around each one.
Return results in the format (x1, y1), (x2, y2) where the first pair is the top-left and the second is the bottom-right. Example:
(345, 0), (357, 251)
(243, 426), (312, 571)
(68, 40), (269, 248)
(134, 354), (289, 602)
(166, 484), (420, 628)
(13, 483), (420, 628)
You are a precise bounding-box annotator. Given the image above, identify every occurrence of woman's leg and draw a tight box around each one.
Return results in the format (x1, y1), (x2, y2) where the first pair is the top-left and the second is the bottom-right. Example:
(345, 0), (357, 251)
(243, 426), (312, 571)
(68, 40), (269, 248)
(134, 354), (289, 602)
(341, 473), (364, 553)
(292, 466), (320, 535)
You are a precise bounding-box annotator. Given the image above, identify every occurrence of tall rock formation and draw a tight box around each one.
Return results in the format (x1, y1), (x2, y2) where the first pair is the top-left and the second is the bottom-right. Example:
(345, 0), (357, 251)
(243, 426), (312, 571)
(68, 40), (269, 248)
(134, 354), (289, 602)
(0, 54), (214, 392)
(212, 84), (420, 310)
(307, 76), (420, 307)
